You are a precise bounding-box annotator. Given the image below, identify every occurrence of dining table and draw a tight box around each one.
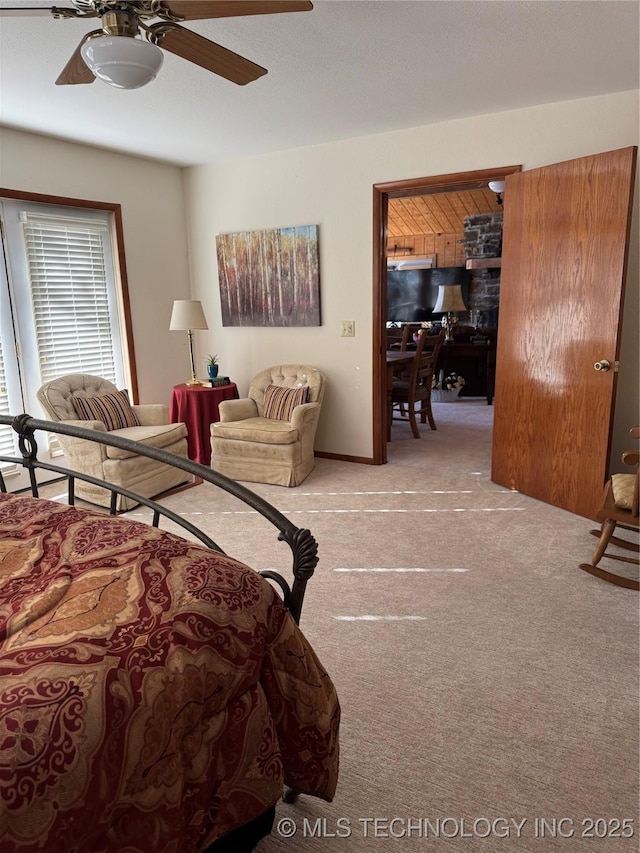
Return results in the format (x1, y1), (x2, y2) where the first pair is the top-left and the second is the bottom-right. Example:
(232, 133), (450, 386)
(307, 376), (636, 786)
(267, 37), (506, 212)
(386, 349), (415, 440)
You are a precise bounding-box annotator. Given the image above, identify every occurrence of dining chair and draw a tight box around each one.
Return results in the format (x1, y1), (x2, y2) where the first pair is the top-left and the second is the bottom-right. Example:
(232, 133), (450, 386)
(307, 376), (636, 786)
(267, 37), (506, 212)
(390, 329), (444, 438)
(400, 323), (418, 350)
(393, 324), (419, 390)
(396, 326), (445, 411)
(386, 325), (404, 349)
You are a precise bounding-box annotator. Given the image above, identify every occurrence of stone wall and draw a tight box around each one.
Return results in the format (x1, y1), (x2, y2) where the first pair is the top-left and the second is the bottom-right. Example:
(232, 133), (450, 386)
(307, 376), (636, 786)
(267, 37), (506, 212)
(464, 212), (503, 326)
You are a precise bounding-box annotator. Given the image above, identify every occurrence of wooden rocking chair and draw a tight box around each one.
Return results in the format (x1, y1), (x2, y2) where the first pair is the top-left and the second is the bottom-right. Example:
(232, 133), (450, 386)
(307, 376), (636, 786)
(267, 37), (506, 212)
(579, 426), (639, 590)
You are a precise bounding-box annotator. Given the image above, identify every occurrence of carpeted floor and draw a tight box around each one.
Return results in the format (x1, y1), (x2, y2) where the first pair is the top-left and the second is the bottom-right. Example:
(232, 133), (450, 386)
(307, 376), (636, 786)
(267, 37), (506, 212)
(39, 399), (640, 851)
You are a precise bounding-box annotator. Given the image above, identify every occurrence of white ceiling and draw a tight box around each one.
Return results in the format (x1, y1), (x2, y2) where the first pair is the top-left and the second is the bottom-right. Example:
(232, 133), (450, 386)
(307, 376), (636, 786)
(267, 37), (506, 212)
(0, 0), (638, 167)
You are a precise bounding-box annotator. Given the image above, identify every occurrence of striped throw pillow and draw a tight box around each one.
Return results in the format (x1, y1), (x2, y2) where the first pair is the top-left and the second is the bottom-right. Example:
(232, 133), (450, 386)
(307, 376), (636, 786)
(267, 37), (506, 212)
(263, 384), (309, 421)
(72, 389), (141, 431)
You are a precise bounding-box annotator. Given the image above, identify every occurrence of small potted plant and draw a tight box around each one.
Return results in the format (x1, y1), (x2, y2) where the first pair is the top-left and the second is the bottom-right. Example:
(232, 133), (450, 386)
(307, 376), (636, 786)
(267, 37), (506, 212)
(205, 354), (219, 380)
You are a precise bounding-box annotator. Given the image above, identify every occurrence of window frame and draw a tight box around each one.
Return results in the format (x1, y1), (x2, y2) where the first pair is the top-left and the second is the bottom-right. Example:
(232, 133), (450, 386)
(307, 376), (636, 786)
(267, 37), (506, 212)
(0, 187), (139, 403)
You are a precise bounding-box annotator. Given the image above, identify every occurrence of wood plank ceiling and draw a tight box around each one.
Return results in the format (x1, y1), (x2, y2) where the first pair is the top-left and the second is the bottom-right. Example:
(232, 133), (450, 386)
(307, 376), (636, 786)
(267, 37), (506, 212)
(387, 188), (501, 238)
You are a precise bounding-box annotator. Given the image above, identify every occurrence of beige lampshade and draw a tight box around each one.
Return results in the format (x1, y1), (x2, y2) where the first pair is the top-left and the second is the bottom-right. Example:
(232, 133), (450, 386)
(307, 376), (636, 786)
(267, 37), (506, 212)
(433, 284), (466, 313)
(169, 300), (208, 330)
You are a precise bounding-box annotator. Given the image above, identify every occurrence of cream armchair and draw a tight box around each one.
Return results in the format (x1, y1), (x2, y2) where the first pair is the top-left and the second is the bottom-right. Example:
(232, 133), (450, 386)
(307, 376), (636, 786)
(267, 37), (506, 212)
(37, 374), (190, 510)
(210, 364), (325, 487)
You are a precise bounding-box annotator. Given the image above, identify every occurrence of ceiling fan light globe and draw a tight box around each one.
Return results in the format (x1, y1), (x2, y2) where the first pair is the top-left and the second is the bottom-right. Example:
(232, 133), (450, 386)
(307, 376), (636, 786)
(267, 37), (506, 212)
(80, 37), (163, 89)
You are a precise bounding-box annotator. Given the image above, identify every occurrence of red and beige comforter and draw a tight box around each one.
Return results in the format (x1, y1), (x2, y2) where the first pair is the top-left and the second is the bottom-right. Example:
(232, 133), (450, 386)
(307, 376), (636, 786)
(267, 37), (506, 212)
(0, 493), (339, 852)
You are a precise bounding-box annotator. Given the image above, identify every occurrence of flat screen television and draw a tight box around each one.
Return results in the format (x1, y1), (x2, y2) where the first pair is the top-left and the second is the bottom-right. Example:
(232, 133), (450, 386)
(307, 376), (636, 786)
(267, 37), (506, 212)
(387, 265), (470, 323)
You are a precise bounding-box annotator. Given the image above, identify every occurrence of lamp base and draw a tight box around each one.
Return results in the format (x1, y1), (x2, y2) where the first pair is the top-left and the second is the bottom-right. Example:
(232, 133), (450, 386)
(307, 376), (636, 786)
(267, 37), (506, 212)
(186, 377), (201, 386)
(441, 313), (458, 342)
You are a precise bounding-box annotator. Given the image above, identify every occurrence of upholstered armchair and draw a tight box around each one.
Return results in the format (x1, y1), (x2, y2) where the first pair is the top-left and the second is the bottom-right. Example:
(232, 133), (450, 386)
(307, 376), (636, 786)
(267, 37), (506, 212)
(210, 364), (325, 487)
(37, 374), (190, 510)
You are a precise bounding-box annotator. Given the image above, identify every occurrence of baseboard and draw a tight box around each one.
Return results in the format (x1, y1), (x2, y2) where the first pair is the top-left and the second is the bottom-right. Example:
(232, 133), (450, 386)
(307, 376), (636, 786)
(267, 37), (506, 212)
(314, 450), (377, 465)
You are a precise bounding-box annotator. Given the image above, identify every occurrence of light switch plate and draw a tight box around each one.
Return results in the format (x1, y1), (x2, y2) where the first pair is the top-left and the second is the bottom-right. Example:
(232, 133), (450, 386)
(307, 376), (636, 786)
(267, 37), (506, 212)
(341, 320), (355, 337)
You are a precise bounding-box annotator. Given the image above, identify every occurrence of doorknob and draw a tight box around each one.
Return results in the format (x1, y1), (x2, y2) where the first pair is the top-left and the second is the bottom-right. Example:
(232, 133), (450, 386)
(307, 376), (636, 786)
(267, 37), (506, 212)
(593, 359), (611, 372)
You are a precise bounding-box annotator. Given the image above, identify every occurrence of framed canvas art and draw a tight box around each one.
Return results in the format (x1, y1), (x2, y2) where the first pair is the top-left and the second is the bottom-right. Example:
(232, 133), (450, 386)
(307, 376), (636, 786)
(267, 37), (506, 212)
(216, 224), (320, 327)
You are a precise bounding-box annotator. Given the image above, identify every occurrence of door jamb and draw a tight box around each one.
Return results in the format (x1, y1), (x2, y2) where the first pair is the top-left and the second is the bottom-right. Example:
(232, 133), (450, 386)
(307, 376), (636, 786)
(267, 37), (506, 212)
(372, 165), (522, 463)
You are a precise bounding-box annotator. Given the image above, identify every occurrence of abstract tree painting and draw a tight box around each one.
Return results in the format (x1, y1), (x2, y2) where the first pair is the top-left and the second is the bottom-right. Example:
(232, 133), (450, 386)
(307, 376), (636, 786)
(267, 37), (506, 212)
(216, 225), (320, 326)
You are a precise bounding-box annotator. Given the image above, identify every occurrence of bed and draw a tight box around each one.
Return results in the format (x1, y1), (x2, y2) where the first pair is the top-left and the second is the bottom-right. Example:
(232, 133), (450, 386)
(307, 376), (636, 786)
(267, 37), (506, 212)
(0, 414), (340, 853)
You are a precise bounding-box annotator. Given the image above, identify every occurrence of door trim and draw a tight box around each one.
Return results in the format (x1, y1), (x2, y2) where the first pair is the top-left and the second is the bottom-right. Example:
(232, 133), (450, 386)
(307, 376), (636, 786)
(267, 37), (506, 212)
(372, 165), (522, 464)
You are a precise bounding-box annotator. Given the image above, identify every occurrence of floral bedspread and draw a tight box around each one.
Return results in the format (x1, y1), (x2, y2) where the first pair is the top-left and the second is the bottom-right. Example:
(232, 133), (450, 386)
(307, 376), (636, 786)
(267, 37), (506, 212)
(0, 493), (339, 852)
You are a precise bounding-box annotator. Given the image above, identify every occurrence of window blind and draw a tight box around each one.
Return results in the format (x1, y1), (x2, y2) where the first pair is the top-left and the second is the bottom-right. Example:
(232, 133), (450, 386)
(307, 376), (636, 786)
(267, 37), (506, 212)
(0, 338), (17, 472)
(20, 211), (117, 386)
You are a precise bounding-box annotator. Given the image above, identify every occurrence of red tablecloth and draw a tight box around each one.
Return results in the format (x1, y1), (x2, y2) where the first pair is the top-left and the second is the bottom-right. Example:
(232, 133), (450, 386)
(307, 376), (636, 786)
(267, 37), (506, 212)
(170, 382), (239, 465)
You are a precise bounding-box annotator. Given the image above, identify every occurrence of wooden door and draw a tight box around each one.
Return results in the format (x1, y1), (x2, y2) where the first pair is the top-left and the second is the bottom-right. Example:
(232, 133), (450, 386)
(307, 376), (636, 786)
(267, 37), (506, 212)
(491, 147), (637, 519)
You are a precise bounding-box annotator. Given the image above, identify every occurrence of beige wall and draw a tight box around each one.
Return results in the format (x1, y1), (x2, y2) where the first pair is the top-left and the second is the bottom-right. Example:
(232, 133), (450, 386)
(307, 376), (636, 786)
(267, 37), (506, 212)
(0, 127), (192, 407)
(1, 89), (637, 467)
(184, 90), (639, 464)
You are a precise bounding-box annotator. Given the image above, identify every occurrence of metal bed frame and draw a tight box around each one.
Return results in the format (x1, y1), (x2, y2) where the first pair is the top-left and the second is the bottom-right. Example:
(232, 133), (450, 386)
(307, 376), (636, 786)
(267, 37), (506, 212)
(0, 413), (319, 625)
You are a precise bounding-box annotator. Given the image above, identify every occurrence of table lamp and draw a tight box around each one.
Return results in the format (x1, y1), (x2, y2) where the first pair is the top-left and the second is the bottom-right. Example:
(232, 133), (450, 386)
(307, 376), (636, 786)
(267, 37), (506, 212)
(433, 284), (466, 342)
(169, 300), (208, 385)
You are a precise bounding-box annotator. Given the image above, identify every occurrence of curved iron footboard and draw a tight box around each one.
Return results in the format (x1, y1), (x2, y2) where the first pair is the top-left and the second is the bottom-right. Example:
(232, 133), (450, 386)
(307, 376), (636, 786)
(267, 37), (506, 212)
(0, 413), (318, 624)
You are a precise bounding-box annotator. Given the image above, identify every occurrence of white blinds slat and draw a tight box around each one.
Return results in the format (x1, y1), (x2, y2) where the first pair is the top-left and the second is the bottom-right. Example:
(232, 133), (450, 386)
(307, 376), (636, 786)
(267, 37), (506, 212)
(22, 215), (117, 386)
(0, 338), (17, 471)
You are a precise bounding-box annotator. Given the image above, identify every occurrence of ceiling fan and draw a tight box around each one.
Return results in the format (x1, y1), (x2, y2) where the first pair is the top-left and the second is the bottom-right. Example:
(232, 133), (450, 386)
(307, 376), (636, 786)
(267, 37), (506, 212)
(0, 1), (313, 89)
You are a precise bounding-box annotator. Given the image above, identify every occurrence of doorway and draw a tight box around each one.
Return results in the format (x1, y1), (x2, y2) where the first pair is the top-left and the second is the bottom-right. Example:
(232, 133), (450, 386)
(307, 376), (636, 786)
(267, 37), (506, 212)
(372, 165), (522, 465)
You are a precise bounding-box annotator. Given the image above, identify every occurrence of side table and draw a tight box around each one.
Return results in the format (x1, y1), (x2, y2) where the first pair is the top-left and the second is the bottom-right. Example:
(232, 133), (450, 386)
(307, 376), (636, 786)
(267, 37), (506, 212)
(435, 341), (497, 404)
(170, 382), (239, 466)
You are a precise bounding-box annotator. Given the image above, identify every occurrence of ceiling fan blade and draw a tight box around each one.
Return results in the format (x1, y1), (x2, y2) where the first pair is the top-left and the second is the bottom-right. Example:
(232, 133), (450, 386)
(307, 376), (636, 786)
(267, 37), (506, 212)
(150, 24), (267, 85)
(55, 33), (100, 85)
(0, 4), (92, 17)
(161, 1), (312, 21)
(0, 6), (58, 15)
